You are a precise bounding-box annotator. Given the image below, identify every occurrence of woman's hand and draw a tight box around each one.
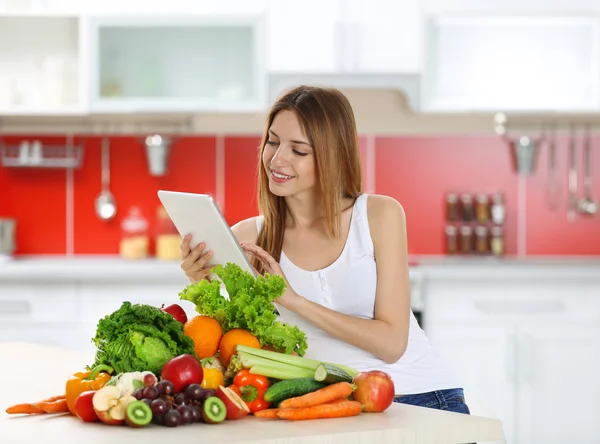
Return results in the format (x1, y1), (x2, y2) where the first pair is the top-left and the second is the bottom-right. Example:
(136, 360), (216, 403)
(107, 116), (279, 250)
(180, 234), (215, 283)
(240, 242), (302, 309)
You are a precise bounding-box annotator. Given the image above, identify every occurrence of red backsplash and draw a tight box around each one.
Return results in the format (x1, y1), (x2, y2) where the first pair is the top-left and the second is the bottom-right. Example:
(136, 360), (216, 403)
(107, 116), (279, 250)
(1, 134), (599, 256)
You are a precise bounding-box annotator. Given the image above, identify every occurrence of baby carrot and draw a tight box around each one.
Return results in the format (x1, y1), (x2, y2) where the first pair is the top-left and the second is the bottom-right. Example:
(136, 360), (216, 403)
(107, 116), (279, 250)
(254, 408), (280, 419)
(279, 382), (354, 409)
(277, 400), (362, 421)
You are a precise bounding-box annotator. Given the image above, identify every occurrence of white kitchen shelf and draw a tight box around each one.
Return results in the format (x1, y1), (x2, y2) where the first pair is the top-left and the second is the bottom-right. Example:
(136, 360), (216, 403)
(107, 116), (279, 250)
(0, 141), (84, 168)
(88, 15), (267, 113)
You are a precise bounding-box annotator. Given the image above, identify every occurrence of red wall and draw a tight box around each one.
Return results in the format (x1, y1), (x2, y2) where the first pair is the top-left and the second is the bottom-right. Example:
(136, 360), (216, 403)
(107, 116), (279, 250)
(1, 134), (599, 256)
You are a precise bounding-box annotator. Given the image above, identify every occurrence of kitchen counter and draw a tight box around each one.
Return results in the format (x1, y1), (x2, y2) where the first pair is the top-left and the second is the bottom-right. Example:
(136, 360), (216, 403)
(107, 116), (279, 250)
(0, 342), (505, 444)
(1, 255), (598, 284)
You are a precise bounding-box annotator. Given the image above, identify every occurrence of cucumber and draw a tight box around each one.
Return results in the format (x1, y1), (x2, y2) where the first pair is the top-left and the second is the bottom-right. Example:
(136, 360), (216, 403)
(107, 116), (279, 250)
(314, 363), (354, 384)
(264, 378), (327, 404)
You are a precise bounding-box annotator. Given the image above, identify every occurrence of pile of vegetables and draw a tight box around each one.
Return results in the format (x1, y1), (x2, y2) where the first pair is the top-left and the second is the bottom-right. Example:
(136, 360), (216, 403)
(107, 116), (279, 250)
(179, 263), (308, 356)
(90, 301), (196, 374)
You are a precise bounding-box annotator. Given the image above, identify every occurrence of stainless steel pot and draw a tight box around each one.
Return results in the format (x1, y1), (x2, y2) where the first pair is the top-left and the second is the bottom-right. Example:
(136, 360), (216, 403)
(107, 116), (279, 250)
(0, 218), (16, 256)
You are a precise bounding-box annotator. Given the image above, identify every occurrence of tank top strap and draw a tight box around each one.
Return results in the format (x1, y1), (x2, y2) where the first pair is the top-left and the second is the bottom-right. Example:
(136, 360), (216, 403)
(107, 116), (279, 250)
(255, 214), (265, 233)
(350, 193), (374, 257)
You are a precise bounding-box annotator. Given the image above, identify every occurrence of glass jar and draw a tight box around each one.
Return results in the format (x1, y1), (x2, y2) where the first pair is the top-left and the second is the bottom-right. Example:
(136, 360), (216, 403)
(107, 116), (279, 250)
(490, 225), (505, 257)
(446, 193), (460, 221)
(120, 206), (149, 260)
(445, 225), (458, 255)
(460, 194), (475, 222)
(491, 193), (506, 225)
(460, 225), (474, 254)
(475, 194), (490, 223)
(155, 206), (181, 261)
(475, 225), (489, 255)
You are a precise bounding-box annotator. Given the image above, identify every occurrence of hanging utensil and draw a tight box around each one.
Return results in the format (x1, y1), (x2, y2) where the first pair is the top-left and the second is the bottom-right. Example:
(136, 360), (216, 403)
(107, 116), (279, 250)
(567, 125), (578, 222)
(545, 123), (560, 211)
(94, 137), (117, 221)
(578, 124), (598, 215)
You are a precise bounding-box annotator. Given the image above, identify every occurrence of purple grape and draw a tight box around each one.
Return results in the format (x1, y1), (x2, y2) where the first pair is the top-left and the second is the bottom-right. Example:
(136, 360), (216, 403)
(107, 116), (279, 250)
(174, 393), (189, 405)
(157, 380), (175, 396)
(143, 386), (159, 400)
(141, 398), (153, 408)
(199, 388), (216, 403)
(133, 388), (145, 400)
(163, 410), (181, 427)
(189, 404), (202, 423)
(185, 384), (204, 402)
(151, 398), (168, 416)
(177, 405), (193, 424)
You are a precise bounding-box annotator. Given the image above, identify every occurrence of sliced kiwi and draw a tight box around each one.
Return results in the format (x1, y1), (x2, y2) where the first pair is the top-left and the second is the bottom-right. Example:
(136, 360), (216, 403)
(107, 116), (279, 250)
(201, 397), (226, 424)
(125, 400), (153, 428)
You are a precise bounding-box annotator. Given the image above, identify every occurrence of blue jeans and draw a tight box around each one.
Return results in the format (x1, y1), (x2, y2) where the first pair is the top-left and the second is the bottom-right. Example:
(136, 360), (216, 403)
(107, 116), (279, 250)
(393, 388), (470, 415)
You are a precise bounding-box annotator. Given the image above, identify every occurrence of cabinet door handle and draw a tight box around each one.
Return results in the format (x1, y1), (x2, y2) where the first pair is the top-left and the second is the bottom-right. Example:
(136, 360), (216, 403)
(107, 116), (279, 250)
(521, 334), (534, 386)
(475, 299), (566, 315)
(506, 333), (516, 383)
(0, 300), (31, 315)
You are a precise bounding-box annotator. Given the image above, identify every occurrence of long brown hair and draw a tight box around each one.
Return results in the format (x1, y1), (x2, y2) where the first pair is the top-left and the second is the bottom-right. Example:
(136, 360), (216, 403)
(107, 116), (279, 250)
(254, 85), (363, 274)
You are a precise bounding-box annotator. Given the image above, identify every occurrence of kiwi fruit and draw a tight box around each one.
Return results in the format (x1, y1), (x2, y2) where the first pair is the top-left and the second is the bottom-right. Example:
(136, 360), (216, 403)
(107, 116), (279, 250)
(201, 396), (226, 424)
(125, 400), (153, 428)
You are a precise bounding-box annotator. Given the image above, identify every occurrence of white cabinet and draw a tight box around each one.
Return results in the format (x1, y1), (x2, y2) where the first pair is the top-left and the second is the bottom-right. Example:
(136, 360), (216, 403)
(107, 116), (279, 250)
(421, 16), (600, 112)
(0, 283), (84, 350)
(425, 279), (600, 444)
(267, 0), (422, 73)
(87, 14), (267, 113)
(0, 14), (85, 115)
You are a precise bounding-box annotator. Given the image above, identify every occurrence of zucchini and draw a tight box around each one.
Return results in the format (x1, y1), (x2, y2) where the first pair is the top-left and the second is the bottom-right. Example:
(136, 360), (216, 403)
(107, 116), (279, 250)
(313, 363), (354, 384)
(264, 378), (327, 404)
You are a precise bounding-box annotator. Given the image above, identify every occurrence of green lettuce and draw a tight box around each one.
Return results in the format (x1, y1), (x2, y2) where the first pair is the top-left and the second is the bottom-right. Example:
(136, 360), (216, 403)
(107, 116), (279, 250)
(91, 301), (195, 374)
(179, 263), (308, 356)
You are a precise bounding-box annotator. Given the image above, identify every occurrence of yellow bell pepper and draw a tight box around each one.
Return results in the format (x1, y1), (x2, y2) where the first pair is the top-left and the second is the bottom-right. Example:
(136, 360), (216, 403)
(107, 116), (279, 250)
(201, 358), (224, 389)
(65, 365), (113, 415)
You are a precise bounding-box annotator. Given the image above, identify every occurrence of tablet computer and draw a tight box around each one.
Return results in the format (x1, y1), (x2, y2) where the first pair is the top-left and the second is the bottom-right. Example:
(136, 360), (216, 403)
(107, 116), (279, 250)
(157, 190), (258, 278)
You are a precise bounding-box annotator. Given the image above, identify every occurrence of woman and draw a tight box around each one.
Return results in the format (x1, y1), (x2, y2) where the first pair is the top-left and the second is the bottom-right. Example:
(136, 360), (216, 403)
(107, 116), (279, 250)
(180, 85), (470, 414)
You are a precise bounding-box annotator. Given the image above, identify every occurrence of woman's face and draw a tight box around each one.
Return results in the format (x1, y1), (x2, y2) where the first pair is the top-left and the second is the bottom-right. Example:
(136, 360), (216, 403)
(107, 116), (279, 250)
(262, 110), (317, 198)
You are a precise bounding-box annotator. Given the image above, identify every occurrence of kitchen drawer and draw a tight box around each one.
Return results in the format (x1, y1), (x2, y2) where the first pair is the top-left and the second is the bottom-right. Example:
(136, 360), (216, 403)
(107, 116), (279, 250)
(0, 323), (86, 351)
(425, 280), (600, 324)
(0, 284), (80, 324)
(80, 283), (195, 324)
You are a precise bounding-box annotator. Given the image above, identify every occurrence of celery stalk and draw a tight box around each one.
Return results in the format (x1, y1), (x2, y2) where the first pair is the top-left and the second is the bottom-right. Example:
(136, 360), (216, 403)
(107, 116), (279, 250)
(248, 364), (314, 380)
(236, 344), (359, 378)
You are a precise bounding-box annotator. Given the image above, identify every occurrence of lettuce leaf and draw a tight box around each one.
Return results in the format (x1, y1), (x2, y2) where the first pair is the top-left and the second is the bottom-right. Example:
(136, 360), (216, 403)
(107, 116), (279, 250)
(178, 263), (308, 356)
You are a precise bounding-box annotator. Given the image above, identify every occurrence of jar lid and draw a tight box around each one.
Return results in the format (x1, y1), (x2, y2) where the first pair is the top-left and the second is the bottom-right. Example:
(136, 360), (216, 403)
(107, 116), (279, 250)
(446, 193), (458, 203)
(476, 194), (490, 203)
(460, 194), (474, 203)
(475, 225), (489, 235)
(460, 225), (473, 235)
(445, 225), (458, 235)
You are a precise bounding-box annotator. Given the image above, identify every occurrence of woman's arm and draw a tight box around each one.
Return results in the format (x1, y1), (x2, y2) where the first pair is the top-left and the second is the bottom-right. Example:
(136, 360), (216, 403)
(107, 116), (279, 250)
(243, 196), (411, 364)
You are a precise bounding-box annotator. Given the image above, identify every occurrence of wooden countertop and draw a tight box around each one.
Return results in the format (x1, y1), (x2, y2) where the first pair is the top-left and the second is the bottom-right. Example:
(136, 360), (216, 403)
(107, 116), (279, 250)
(0, 342), (505, 443)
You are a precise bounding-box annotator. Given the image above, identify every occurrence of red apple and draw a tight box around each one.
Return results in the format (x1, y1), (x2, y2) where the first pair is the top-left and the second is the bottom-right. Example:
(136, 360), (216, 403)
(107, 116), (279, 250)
(160, 354), (203, 393)
(92, 386), (136, 425)
(216, 385), (250, 420)
(353, 370), (395, 413)
(74, 391), (99, 423)
(161, 303), (188, 324)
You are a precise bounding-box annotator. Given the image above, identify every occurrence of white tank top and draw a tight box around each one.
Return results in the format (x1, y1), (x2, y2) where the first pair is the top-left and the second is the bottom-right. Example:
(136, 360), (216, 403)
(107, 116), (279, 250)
(256, 194), (459, 394)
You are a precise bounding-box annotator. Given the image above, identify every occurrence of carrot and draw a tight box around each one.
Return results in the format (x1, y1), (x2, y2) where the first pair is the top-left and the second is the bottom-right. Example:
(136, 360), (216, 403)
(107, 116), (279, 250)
(276, 400), (362, 421)
(35, 399), (69, 413)
(6, 394), (67, 415)
(327, 398), (350, 404)
(279, 382), (354, 409)
(6, 404), (46, 414)
(254, 408), (280, 419)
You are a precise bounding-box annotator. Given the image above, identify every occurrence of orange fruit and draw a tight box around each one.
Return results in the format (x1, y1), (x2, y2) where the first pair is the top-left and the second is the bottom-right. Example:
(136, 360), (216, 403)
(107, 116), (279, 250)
(219, 328), (260, 366)
(184, 315), (223, 359)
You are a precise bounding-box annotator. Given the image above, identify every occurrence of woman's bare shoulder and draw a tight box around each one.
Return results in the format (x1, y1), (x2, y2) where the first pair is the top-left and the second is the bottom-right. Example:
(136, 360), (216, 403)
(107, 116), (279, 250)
(231, 216), (260, 244)
(365, 194), (406, 239)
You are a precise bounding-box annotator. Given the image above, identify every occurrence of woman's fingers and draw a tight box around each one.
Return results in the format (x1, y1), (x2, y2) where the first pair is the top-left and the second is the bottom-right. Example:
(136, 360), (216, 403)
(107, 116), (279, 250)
(241, 243), (276, 264)
(180, 242), (209, 270)
(180, 234), (192, 258)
